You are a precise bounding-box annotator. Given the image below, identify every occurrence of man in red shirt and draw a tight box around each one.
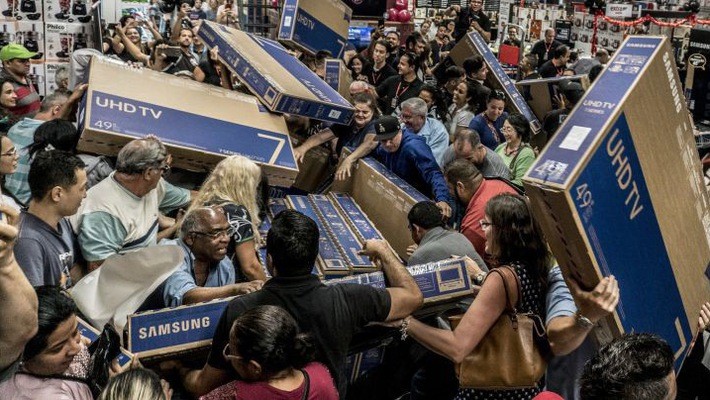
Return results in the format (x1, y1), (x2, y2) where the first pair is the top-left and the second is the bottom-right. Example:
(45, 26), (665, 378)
(444, 159), (518, 258)
(0, 44), (41, 124)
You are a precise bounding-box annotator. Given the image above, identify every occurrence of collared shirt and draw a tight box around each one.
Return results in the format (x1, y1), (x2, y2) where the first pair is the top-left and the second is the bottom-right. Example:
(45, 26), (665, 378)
(374, 131), (452, 204)
(5, 118), (44, 204)
(405, 117), (449, 168)
(160, 238), (236, 308)
(460, 179), (518, 256)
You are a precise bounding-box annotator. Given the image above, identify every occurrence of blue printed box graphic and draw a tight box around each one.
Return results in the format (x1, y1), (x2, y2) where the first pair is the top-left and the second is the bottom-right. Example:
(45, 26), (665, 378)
(88, 91), (297, 169)
(128, 299), (230, 354)
(279, 0), (348, 58)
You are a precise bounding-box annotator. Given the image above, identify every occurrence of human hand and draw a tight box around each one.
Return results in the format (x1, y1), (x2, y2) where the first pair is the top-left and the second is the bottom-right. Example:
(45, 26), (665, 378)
(406, 244), (418, 257)
(460, 255), (485, 277)
(359, 239), (391, 263)
(435, 201), (452, 219)
(699, 301), (710, 332)
(209, 46), (221, 63)
(553, 93), (566, 110)
(69, 83), (88, 101)
(161, 379), (173, 400)
(293, 146), (307, 164)
(335, 159), (354, 181)
(233, 280), (264, 295)
(0, 204), (20, 269)
(109, 356), (141, 378)
(568, 275), (620, 324)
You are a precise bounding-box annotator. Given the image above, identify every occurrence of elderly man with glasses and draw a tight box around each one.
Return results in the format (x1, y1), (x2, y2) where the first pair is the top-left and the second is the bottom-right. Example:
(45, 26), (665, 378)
(0, 44), (41, 125)
(138, 206), (263, 310)
(71, 136), (192, 271)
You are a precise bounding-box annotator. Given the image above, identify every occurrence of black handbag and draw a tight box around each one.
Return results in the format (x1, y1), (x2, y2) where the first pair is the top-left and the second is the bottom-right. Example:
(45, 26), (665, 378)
(86, 323), (122, 397)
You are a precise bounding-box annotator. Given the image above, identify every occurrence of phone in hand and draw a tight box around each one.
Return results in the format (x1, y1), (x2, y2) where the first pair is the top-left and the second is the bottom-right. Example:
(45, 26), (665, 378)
(159, 46), (182, 58)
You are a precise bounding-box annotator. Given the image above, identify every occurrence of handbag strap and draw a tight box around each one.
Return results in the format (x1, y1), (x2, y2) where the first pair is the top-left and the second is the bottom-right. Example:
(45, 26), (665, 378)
(487, 266), (523, 313)
(300, 368), (311, 400)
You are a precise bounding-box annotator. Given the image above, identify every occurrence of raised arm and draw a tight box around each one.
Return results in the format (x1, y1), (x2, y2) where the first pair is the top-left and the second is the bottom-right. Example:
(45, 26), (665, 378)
(0, 205), (38, 374)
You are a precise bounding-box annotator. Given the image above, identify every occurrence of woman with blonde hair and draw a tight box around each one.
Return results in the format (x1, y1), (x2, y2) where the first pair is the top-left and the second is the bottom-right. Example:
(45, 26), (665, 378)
(189, 155), (266, 281)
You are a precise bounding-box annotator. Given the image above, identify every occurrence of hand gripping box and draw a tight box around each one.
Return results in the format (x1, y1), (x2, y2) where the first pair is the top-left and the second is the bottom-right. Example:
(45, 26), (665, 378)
(126, 297), (233, 359)
(77, 57), (299, 187)
(77, 317), (134, 367)
(448, 31), (542, 135)
(522, 36), (710, 365)
(198, 21), (354, 125)
(278, 0), (352, 58)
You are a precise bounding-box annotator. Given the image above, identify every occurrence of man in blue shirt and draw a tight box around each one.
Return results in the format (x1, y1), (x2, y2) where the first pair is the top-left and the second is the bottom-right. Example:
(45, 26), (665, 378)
(400, 97), (449, 167)
(374, 115), (453, 218)
(157, 206), (263, 309)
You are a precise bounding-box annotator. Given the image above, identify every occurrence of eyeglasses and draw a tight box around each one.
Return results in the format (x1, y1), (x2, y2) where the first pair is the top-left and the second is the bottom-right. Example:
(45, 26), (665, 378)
(479, 219), (494, 229)
(190, 228), (230, 240)
(223, 343), (242, 362)
(1, 147), (17, 157)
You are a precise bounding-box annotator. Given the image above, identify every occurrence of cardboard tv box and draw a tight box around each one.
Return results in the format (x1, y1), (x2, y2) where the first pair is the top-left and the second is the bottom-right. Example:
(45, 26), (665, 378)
(198, 21), (355, 125)
(333, 156), (429, 260)
(523, 36), (710, 363)
(328, 258), (473, 305)
(126, 297), (233, 359)
(514, 74), (591, 122)
(278, 0), (352, 58)
(324, 58), (352, 103)
(448, 31), (542, 134)
(77, 57), (299, 187)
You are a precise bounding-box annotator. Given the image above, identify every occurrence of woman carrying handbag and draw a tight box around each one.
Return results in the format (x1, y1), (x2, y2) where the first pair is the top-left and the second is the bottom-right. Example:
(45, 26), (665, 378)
(399, 193), (551, 399)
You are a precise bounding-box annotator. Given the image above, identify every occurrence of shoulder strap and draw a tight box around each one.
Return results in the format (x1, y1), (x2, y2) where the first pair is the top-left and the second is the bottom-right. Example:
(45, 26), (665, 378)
(509, 143), (531, 172)
(486, 266), (522, 313)
(300, 369), (311, 400)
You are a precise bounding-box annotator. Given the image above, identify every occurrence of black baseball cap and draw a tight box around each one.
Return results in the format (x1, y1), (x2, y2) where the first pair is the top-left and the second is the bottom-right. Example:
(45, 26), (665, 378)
(373, 116), (401, 141)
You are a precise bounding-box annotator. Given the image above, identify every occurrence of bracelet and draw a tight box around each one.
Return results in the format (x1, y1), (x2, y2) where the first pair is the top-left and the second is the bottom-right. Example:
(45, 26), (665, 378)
(400, 316), (412, 341)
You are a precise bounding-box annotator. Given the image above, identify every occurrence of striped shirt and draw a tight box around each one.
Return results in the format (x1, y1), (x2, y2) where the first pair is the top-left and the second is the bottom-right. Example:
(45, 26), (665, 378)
(0, 70), (41, 125)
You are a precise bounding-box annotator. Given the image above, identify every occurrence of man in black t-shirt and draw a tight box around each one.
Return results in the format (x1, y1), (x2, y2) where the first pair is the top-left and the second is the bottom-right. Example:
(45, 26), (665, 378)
(539, 45), (570, 78)
(377, 52), (424, 116)
(179, 210), (424, 398)
(531, 28), (562, 65)
(368, 39), (397, 87)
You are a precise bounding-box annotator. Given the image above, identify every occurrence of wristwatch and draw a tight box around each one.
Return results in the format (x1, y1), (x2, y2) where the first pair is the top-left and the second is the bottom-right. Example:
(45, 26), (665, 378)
(473, 272), (487, 285)
(575, 311), (594, 328)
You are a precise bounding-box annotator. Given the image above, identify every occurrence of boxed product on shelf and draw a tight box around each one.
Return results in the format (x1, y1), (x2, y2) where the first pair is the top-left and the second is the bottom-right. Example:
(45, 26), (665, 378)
(44, 61), (69, 94)
(44, 0), (92, 23)
(523, 36), (710, 367)
(0, 0), (42, 22)
(16, 20), (43, 58)
(44, 21), (93, 61)
(278, 0), (352, 58)
(0, 20), (17, 45)
(77, 57), (299, 187)
(28, 61), (45, 96)
(198, 20), (355, 125)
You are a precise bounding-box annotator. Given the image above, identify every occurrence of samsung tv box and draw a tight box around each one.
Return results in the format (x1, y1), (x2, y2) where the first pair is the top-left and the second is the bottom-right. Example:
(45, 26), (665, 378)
(198, 21), (354, 125)
(523, 36), (710, 366)
(278, 0), (352, 58)
(77, 57), (298, 187)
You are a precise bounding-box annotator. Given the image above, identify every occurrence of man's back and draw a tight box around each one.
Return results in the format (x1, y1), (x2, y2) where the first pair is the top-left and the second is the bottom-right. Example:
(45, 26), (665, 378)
(409, 226), (486, 269)
(205, 275), (391, 397)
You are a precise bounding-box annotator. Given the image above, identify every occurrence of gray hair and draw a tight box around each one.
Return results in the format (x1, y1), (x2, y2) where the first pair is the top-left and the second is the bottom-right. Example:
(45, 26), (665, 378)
(179, 206), (224, 239)
(401, 97), (428, 117)
(349, 80), (369, 93)
(453, 128), (482, 148)
(39, 92), (69, 113)
(115, 137), (168, 174)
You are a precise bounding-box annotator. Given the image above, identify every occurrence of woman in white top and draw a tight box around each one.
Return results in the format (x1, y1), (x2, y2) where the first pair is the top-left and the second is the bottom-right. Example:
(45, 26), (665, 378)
(0, 134), (21, 211)
(446, 80), (477, 141)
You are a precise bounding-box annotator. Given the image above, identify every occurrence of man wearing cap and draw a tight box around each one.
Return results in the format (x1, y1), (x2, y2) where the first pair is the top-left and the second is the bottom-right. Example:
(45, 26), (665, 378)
(0, 44), (41, 124)
(373, 115), (453, 218)
(543, 81), (585, 140)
